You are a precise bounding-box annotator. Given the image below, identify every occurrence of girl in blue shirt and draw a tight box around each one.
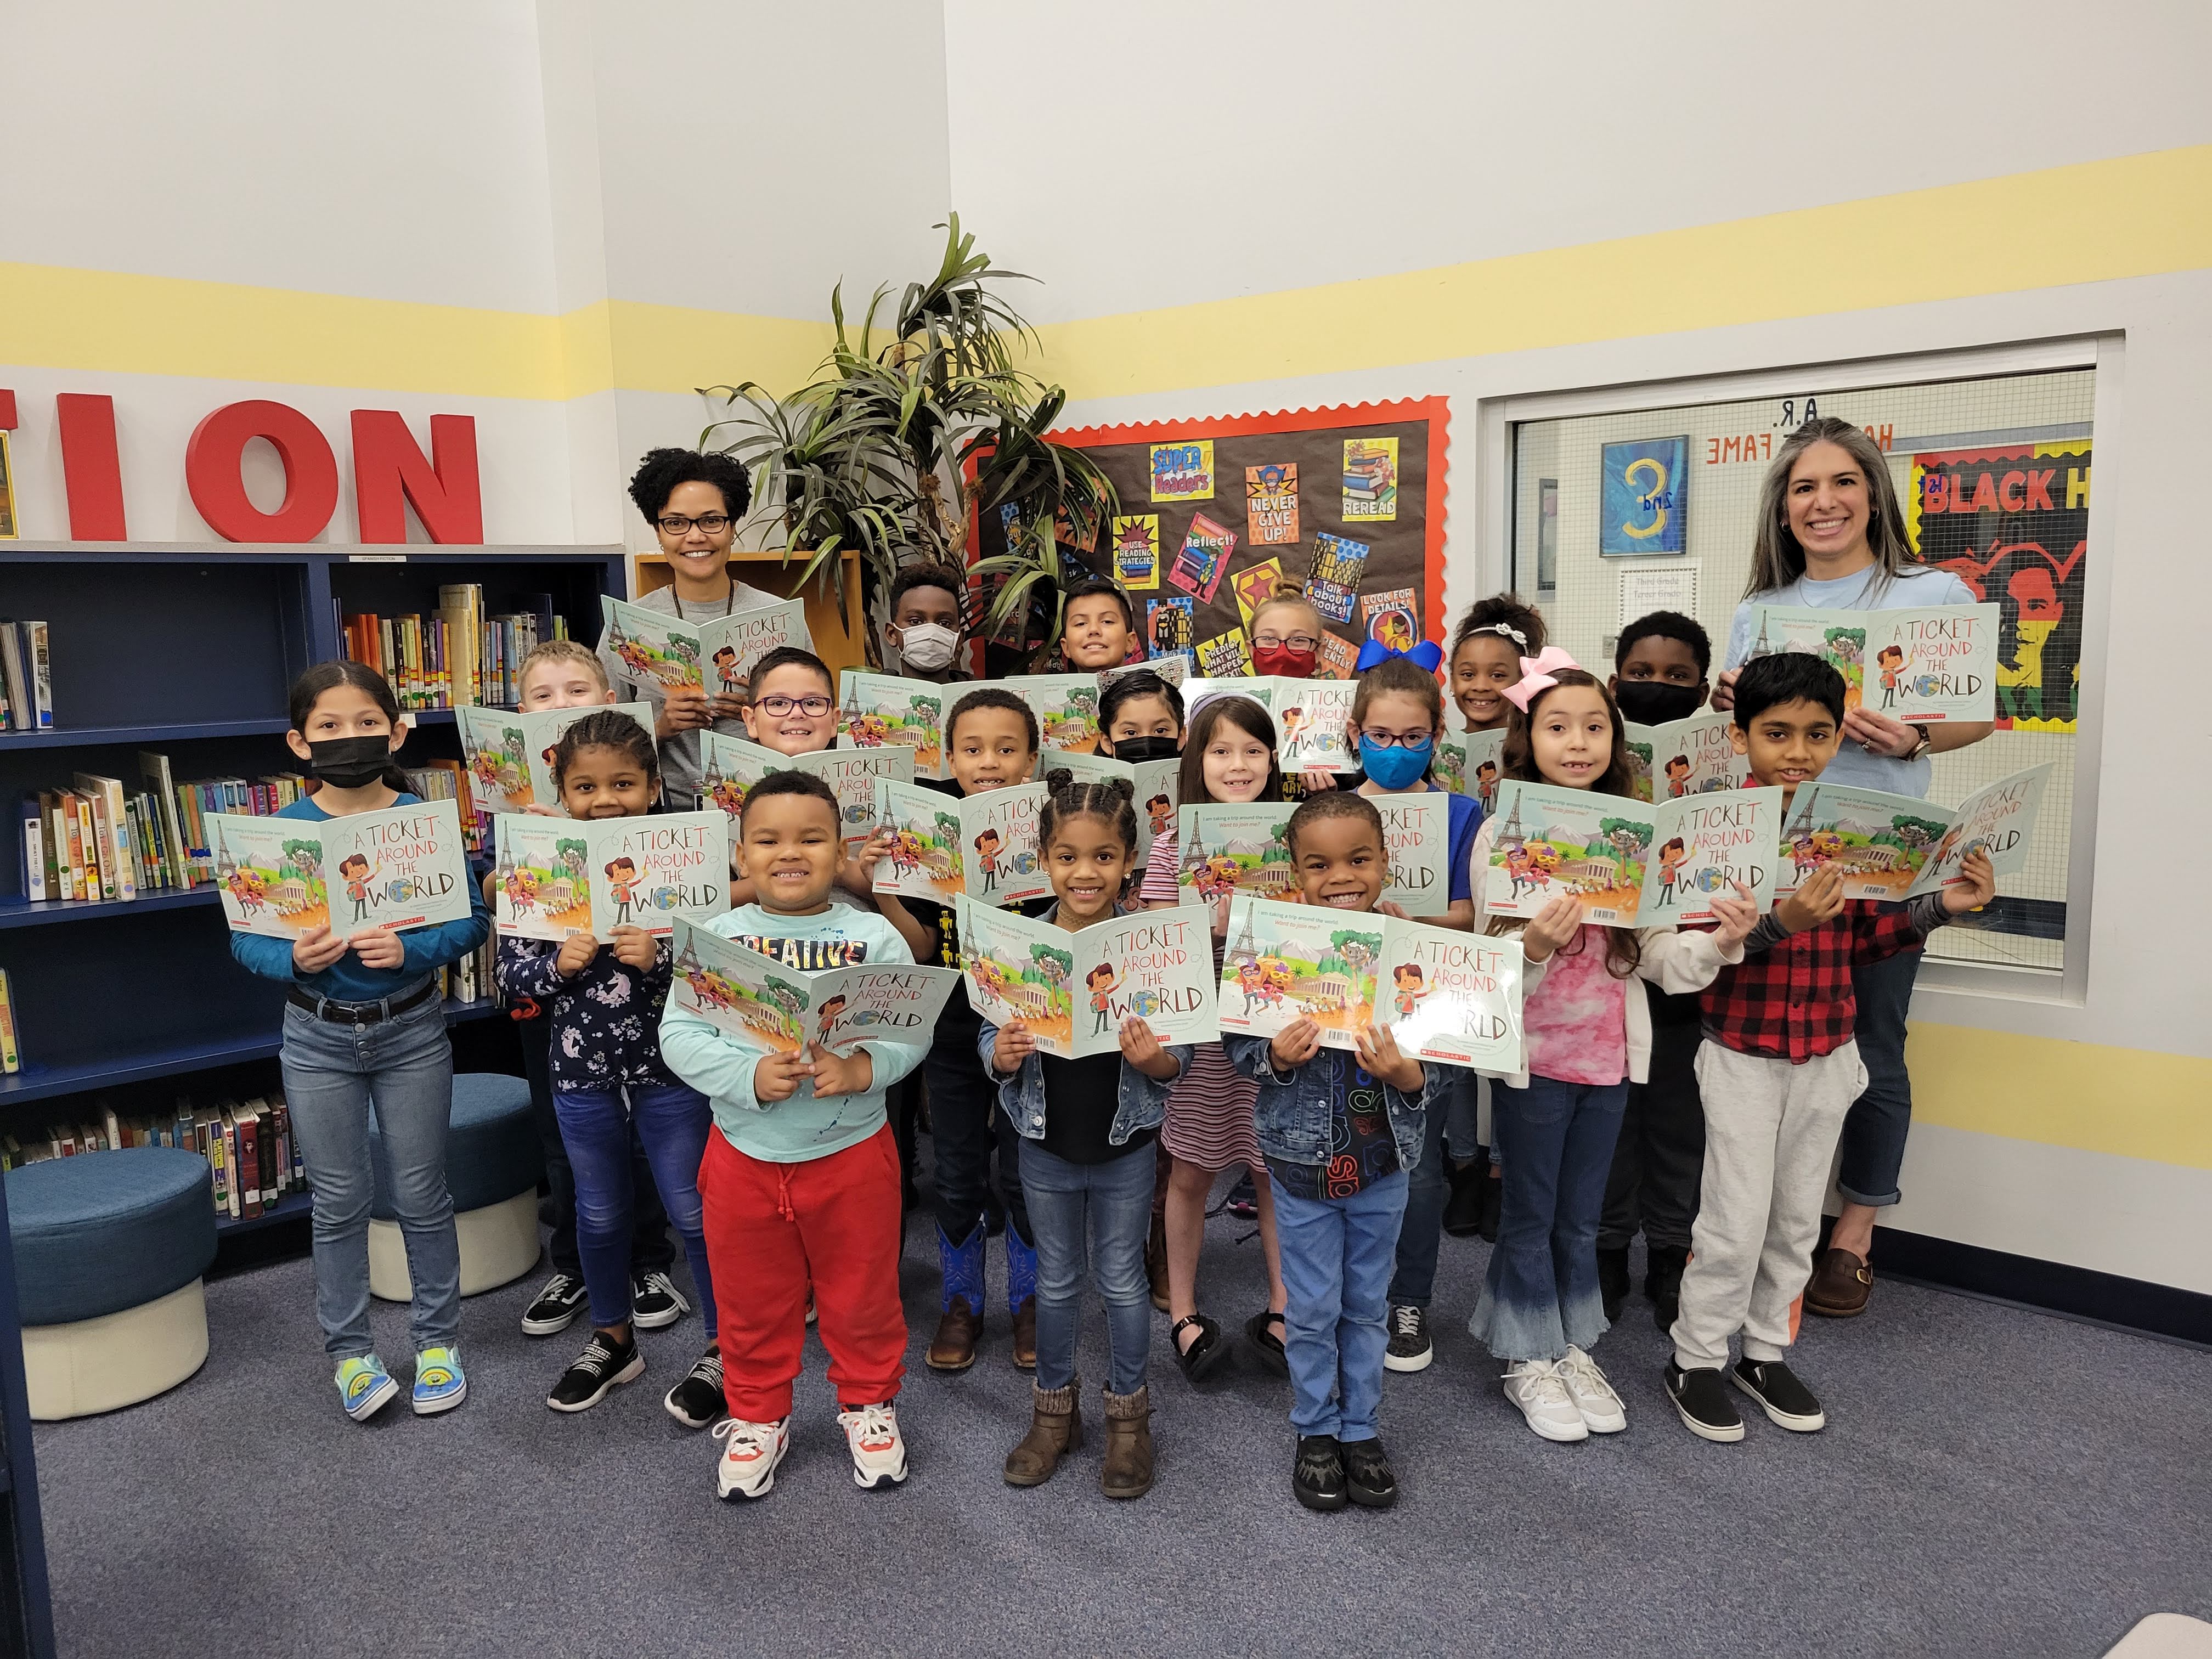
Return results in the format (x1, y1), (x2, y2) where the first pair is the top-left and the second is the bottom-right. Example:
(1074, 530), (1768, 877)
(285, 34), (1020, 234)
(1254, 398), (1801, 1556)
(231, 663), (490, 1423)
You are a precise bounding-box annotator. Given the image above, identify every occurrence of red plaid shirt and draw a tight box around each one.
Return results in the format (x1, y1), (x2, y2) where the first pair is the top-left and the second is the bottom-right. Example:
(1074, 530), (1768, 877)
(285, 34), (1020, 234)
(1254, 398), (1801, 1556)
(1700, 899), (1932, 1063)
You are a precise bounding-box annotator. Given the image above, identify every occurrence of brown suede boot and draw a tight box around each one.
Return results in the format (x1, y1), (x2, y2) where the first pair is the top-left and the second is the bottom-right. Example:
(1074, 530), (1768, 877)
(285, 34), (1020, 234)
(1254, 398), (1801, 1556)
(1101, 1385), (1154, 1499)
(1145, 1212), (1169, 1311)
(926, 1297), (981, 1372)
(1003, 1380), (1081, 1487)
(1009, 1296), (1037, 1370)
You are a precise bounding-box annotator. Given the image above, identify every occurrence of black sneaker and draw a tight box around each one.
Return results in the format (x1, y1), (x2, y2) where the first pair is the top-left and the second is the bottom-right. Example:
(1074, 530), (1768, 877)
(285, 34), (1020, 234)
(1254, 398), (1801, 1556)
(521, 1272), (588, 1338)
(1441, 1156), (1487, 1238)
(546, 1329), (644, 1413)
(664, 1344), (726, 1429)
(1382, 1305), (1433, 1373)
(1598, 1247), (1630, 1322)
(1293, 1434), (1347, 1512)
(631, 1270), (689, 1330)
(1730, 1357), (1826, 1432)
(1341, 1437), (1398, 1509)
(1664, 1359), (1745, 1443)
(1646, 1245), (1689, 1335)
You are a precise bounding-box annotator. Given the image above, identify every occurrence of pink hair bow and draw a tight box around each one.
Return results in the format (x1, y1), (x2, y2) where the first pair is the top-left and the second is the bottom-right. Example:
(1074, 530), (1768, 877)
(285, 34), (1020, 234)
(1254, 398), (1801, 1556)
(1500, 646), (1580, 713)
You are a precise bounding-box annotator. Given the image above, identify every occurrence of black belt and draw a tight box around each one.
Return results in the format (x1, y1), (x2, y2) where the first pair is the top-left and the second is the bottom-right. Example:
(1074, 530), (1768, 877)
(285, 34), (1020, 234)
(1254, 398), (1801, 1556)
(287, 980), (439, 1025)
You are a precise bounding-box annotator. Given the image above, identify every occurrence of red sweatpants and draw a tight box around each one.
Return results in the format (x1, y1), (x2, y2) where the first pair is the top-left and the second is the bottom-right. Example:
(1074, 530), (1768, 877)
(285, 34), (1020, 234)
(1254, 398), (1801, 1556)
(699, 1123), (907, 1422)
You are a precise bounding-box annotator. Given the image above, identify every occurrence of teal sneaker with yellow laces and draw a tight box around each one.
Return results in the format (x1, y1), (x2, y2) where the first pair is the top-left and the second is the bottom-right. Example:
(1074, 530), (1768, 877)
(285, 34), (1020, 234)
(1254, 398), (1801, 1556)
(336, 1355), (399, 1423)
(411, 1346), (467, 1415)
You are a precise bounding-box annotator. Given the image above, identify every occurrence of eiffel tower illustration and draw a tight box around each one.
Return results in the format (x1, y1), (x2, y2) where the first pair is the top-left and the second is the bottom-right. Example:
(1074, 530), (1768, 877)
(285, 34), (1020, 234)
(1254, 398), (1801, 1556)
(1747, 612), (1776, 659)
(1228, 905), (1260, 968)
(1782, 791), (1820, 844)
(1493, 789), (1529, 853)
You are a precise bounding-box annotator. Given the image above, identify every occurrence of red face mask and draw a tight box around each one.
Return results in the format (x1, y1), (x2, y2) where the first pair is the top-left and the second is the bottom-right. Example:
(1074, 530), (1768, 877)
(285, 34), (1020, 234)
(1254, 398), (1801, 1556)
(1252, 642), (1317, 678)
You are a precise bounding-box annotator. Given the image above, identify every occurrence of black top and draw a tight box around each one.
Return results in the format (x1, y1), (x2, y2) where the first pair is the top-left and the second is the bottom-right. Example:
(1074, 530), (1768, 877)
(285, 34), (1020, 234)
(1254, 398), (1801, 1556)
(1645, 981), (1704, 1027)
(1265, 1045), (1401, 1200)
(902, 890), (1056, 1029)
(1038, 1050), (1155, 1165)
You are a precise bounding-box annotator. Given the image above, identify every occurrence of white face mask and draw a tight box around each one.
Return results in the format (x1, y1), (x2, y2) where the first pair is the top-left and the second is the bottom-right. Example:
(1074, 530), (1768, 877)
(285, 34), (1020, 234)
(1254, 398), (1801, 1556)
(896, 621), (960, 673)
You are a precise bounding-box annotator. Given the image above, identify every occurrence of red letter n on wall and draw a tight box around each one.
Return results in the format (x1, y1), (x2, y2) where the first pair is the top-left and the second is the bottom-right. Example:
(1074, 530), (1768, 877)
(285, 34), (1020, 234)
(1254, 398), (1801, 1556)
(351, 411), (484, 544)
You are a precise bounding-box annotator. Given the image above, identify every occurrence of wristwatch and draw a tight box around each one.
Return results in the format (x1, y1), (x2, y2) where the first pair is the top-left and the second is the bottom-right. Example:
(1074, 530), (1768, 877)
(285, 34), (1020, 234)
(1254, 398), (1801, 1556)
(1905, 724), (1933, 761)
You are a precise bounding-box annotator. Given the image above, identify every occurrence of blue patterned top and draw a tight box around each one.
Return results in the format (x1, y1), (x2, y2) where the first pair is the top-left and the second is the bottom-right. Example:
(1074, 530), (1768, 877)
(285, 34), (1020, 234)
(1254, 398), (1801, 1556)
(1264, 1045), (1401, 1200)
(496, 935), (678, 1093)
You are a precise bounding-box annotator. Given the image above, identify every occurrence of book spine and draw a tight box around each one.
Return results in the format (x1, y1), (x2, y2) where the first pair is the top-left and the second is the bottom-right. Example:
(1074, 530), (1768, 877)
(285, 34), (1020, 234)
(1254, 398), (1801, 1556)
(37, 794), (62, 898)
(75, 794), (106, 900)
(20, 800), (46, 901)
(237, 1110), (262, 1218)
(26, 622), (52, 727)
(0, 968), (19, 1074)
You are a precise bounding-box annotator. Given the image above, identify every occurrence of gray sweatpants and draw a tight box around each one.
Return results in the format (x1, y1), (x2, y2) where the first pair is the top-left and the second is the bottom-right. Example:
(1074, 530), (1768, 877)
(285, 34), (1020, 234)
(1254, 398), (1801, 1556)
(1670, 1039), (1868, 1371)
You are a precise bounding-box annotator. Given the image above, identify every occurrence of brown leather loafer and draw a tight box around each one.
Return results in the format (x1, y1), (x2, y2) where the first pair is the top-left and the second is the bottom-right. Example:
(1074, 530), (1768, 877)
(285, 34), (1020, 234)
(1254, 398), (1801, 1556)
(1010, 1294), (1037, 1370)
(1804, 1248), (1873, 1318)
(927, 1296), (983, 1370)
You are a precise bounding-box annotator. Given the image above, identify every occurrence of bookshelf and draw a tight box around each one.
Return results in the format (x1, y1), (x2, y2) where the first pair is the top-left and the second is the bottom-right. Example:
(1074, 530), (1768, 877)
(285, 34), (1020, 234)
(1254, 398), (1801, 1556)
(633, 549), (870, 681)
(0, 541), (625, 1161)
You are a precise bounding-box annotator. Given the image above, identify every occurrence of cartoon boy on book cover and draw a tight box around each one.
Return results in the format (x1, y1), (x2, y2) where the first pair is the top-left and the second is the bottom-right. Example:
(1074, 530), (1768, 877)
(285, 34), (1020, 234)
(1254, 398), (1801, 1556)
(1087, 961), (1120, 1036)
(1391, 962), (1427, 1020)
(974, 827), (1003, 895)
(340, 852), (379, 924)
(605, 856), (640, 926)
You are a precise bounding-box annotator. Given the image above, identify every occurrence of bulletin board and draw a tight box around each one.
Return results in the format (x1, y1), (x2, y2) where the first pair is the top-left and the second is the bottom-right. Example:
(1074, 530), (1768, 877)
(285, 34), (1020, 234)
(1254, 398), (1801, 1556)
(980, 398), (1448, 676)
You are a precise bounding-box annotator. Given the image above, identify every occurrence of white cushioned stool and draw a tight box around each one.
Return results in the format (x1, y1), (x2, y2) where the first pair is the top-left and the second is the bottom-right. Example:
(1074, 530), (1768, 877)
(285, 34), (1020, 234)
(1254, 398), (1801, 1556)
(8, 1147), (219, 1420)
(369, 1071), (541, 1301)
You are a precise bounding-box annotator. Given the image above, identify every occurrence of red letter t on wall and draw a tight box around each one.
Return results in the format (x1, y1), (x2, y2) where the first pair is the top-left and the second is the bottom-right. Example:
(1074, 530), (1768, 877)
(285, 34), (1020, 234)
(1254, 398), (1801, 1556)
(351, 411), (484, 544)
(57, 393), (129, 540)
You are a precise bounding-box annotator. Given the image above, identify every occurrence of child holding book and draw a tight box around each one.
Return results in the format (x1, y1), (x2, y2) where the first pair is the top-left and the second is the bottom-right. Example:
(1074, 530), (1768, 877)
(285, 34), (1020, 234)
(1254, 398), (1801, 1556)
(873, 687), (1052, 1372)
(1665, 652), (1994, 1442)
(884, 563), (971, 684)
(1344, 657), (1484, 1375)
(503, 640), (684, 1342)
(604, 448), (781, 810)
(984, 775), (1188, 1497)
(729, 645), (894, 910)
(1467, 654), (1758, 1443)
(493, 712), (725, 1424)
(1598, 611), (1716, 1333)
(1058, 577), (1141, 675)
(1248, 584), (1340, 794)
(661, 772), (928, 1499)
(1222, 791), (1441, 1511)
(230, 662), (490, 1422)
(1138, 693), (1292, 1383)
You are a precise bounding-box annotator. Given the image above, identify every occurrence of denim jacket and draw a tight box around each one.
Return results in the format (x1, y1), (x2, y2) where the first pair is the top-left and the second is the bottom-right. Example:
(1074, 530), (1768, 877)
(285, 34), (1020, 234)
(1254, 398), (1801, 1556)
(974, 900), (1192, 1150)
(1221, 1035), (1444, 1173)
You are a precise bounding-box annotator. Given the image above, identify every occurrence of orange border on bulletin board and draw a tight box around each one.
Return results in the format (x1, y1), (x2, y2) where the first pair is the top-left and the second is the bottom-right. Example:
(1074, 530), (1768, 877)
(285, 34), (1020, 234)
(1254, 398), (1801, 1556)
(1047, 396), (1452, 652)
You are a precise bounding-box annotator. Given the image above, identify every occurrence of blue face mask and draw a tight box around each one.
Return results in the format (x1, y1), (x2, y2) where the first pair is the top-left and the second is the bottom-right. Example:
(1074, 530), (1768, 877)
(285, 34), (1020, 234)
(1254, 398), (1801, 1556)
(1358, 735), (1431, 791)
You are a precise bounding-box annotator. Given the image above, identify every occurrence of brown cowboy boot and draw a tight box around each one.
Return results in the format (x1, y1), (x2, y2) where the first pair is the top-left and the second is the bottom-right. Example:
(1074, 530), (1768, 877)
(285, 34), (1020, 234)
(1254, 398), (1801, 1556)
(927, 1225), (986, 1371)
(1101, 1385), (1155, 1499)
(1009, 1295), (1037, 1370)
(1003, 1380), (1082, 1487)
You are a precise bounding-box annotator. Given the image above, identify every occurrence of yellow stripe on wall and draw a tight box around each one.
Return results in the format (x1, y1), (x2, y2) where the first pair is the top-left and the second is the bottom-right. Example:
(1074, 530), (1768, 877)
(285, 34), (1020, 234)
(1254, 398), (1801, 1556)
(1908, 1024), (2212, 1172)
(1027, 145), (2212, 402)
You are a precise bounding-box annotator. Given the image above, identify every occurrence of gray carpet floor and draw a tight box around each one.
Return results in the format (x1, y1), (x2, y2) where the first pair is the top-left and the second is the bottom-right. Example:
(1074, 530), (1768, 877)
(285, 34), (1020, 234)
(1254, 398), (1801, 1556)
(30, 1187), (2212, 1659)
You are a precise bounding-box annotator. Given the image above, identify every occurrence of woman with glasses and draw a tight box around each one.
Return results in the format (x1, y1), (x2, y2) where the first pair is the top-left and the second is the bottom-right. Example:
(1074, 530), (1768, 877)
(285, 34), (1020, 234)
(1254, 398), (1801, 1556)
(603, 449), (780, 809)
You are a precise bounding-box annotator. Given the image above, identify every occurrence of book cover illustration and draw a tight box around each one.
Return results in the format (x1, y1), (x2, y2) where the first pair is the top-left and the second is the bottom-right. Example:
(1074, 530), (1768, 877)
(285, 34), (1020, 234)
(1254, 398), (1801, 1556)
(1773, 783), (1949, 900)
(585, 811), (730, 936)
(1002, 674), (1102, 754)
(1146, 596), (1197, 672)
(1315, 630), (1361, 680)
(1457, 726), (1506, 812)
(1434, 731), (1469, 796)
(1174, 803), (1299, 905)
(1149, 440), (1215, 503)
(1196, 628), (1252, 678)
(1748, 603), (2000, 722)
(959, 783), (1049, 907)
(600, 594), (703, 692)
(699, 599), (811, 698)
(1099, 656), (1187, 692)
(208, 814), (331, 937)
(669, 919), (960, 1057)
(1639, 787), (1782, 926)
(1379, 921), (1525, 1073)
(1110, 515), (1160, 592)
(958, 897), (1217, 1059)
(456, 705), (536, 813)
(1245, 463), (1300, 546)
(1168, 512), (1237, 603)
(1359, 587), (1420, 653)
(1904, 763), (2052, 898)
(1375, 791), (1454, 917)
(493, 815), (594, 940)
(1043, 750), (1180, 862)
(808, 743), (917, 853)
(518, 702), (653, 810)
(1637, 711), (1752, 798)
(696, 731), (784, 824)
(871, 776), (966, 901)
(1230, 557), (1288, 627)
(1341, 436), (1399, 522)
(211, 797), (471, 937)
(837, 671), (946, 780)
(1217, 895), (1383, 1051)
(1275, 678), (1359, 773)
(1622, 724), (1657, 802)
(1305, 532), (1372, 624)
(1481, 781), (1655, 928)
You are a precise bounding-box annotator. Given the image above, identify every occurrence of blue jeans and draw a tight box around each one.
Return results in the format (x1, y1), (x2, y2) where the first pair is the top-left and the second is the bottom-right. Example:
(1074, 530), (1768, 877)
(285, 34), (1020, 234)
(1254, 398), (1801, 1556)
(520, 1009), (672, 1280)
(1389, 1094), (1452, 1308)
(1020, 1140), (1154, 1394)
(1470, 1076), (1629, 1362)
(1271, 1169), (1408, 1443)
(555, 1082), (717, 1336)
(280, 988), (460, 1362)
(1836, 949), (1920, 1208)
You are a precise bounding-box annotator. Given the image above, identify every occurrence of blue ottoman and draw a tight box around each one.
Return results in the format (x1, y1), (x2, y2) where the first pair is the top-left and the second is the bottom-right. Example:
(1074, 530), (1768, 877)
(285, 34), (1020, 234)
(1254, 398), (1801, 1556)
(8, 1148), (218, 1419)
(368, 1073), (542, 1301)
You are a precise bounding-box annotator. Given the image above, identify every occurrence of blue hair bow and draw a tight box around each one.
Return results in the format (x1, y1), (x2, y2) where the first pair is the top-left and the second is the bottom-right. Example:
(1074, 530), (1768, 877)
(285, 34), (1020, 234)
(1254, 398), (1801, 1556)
(1355, 636), (1444, 674)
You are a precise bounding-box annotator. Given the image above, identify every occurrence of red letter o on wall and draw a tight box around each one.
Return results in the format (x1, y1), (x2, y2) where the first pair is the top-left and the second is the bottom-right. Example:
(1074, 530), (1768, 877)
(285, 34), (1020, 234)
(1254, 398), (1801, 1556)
(185, 400), (340, 541)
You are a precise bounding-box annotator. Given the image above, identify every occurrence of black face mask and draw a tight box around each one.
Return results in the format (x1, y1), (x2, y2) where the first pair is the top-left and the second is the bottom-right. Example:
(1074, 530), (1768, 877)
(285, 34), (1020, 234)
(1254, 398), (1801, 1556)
(306, 735), (396, 790)
(1611, 679), (1707, 726)
(1111, 735), (1182, 764)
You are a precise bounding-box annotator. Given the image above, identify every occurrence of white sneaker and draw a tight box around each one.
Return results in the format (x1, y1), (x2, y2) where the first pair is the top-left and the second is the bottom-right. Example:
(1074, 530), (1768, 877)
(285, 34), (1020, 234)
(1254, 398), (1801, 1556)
(712, 1415), (790, 1501)
(837, 1401), (910, 1489)
(1503, 1359), (1590, 1442)
(1557, 1345), (1627, 1434)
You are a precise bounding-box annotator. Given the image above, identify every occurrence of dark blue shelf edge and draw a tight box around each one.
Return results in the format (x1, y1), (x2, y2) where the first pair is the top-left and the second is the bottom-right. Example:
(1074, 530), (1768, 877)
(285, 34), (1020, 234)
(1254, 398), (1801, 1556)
(0, 888), (224, 930)
(216, 1190), (315, 1234)
(0, 718), (294, 749)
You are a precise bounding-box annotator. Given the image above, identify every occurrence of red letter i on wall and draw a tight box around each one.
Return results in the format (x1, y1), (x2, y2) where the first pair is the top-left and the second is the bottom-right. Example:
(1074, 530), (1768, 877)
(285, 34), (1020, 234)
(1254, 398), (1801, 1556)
(351, 411), (483, 544)
(57, 393), (129, 540)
